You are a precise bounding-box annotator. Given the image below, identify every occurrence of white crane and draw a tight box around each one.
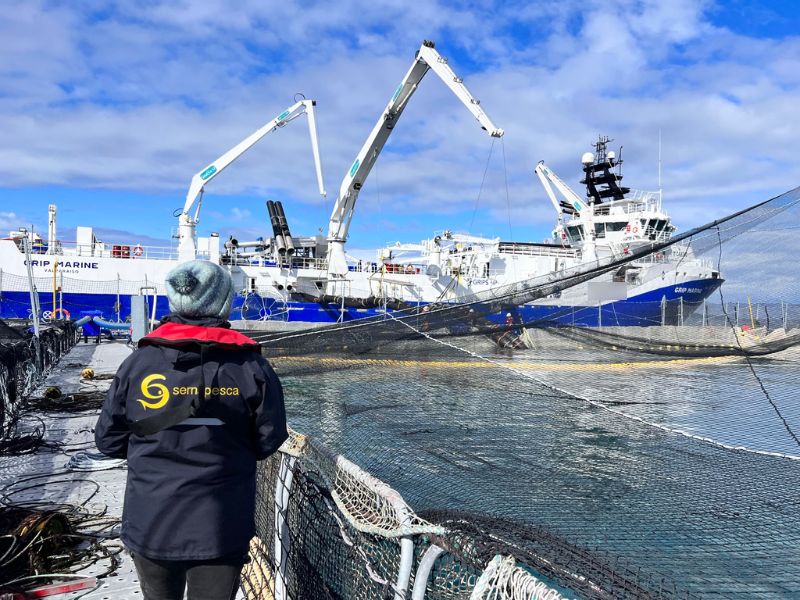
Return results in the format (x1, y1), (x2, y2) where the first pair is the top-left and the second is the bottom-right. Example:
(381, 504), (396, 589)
(325, 40), (503, 281)
(535, 160), (596, 259)
(535, 161), (590, 218)
(177, 99), (326, 262)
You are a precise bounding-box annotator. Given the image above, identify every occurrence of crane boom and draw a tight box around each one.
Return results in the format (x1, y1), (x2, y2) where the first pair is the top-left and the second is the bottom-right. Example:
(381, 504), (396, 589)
(177, 99), (326, 262)
(325, 40), (503, 277)
(535, 161), (589, 217)
(535, 160), (596, 259)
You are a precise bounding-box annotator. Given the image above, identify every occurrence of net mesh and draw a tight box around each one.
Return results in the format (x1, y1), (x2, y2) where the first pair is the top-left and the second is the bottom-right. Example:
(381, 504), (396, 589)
(239, 185), (800, 599)
(245, 431), (578, 600)
(0, 320), (79, 454)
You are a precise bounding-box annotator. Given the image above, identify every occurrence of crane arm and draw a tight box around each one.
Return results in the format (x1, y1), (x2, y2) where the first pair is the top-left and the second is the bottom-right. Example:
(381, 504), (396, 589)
(182, 99), (326, 224)
(535, 161), (589, 216)
(327, 40), (503, 247)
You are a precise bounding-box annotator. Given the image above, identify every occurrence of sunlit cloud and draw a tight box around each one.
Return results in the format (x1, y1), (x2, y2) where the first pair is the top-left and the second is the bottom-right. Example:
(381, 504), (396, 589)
(0, 0), (798, 249)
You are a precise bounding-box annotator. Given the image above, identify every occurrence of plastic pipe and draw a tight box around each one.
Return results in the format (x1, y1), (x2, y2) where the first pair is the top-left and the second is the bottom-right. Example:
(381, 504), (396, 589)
(274, 454), (296, 600)
(93, 317), (132, 330)
(412, 544), (445, 600)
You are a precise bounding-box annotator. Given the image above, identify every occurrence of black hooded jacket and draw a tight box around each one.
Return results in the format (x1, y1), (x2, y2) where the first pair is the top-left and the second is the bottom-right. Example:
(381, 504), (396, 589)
(94, 315), (288, 560)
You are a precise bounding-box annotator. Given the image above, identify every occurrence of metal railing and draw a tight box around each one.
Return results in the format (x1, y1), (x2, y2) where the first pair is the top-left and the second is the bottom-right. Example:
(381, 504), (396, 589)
(497, 243), (578, 258)
(23, 240), (180, 261)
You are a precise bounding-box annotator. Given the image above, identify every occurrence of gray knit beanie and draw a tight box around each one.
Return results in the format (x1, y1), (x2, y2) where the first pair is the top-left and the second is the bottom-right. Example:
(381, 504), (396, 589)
(165, 260), (234, 319)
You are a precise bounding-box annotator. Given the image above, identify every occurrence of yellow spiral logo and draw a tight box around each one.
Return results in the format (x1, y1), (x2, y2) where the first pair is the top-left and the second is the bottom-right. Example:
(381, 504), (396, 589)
(137, 373), (170, 410)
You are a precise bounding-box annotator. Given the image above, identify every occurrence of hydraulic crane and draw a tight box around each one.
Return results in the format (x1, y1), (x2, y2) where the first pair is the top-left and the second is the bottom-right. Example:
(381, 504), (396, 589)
(325, 40), (503, 282)
(535, 161), (590, 219)
(535, 160), (596, 258)
(177, 99), (326, 262)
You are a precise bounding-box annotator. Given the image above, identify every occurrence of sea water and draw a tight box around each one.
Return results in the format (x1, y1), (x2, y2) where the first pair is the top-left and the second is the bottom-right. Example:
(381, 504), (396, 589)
(281, 349), (800, 598)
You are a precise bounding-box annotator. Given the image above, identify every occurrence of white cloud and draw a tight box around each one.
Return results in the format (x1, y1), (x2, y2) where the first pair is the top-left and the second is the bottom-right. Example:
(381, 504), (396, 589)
(0, 211), (23, 233)
(229, 208), (252, 221)
(0, 0), (799, 247)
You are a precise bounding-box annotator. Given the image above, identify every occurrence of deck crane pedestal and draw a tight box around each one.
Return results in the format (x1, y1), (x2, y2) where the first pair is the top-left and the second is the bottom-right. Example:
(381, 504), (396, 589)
(177, 99), (326, 263)
(325, 40), (503, 292)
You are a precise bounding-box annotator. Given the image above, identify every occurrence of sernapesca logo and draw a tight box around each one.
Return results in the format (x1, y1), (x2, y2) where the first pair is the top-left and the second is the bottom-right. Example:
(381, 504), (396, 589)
(137, 373), (241, 410)
(137, 374), (170, 410)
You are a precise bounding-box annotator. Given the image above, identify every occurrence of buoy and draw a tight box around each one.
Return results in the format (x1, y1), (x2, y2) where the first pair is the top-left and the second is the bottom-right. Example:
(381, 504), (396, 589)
(133, 244), (143, 257)
(81, 367), (95, 380)
(54, 307), (71, 320)
(44, 386), (62, 399)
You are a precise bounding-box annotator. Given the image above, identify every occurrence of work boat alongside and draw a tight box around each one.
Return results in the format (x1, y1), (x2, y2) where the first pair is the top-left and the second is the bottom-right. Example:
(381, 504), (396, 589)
(0, 40), (720, 328)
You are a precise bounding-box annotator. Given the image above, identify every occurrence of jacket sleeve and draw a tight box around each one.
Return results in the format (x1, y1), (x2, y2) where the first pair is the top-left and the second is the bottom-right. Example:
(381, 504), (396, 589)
(253, 358), (289, 460)
(94, 373), (131, 458)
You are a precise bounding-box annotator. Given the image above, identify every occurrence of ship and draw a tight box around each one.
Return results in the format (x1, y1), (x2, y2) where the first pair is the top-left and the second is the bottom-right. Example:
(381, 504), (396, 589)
(0, 42), (721, 329)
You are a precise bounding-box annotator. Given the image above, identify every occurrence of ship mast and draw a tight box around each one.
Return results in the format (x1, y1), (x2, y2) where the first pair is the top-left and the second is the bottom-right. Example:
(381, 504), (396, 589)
(581, 136), (630, 205)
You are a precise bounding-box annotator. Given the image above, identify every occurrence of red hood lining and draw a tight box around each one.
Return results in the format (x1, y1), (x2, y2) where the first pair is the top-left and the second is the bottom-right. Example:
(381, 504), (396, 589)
(139, 322), (259, 350)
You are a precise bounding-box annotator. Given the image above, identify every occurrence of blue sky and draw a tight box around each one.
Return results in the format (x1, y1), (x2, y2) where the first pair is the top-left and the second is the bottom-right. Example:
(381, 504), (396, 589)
(1, 0), (799, 258)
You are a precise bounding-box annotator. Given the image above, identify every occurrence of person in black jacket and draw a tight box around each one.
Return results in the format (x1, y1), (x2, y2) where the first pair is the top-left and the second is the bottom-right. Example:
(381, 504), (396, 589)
(95, 260), (288, 600)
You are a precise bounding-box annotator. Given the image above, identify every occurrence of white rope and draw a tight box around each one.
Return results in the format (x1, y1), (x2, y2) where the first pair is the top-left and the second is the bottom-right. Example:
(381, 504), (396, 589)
(471, 555), (566, 600)
(279, 429), (445, 538)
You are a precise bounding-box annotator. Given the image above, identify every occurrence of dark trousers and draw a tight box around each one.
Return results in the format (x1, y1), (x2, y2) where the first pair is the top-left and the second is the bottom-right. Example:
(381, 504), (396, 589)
(132, 554), (243, 600)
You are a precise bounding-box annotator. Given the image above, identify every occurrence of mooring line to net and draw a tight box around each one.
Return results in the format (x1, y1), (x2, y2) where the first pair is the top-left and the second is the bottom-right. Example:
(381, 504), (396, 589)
(384, 313), (800, 462)
(272, 355), (737, 370)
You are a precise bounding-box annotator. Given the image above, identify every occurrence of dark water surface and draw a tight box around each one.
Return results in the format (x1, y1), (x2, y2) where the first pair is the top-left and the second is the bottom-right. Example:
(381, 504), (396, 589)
(281, 350), (800, 598)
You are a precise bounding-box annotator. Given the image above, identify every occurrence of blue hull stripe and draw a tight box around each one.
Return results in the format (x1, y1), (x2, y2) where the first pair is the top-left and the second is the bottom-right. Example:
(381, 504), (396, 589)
(0, 278), (722, 328)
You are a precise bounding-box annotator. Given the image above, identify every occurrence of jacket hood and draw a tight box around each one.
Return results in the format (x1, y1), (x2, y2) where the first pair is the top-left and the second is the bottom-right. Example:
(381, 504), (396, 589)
(139, 320), (259, 351)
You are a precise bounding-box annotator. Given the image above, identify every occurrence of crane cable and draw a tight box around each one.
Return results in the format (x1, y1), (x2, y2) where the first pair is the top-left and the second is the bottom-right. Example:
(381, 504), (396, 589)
(468, 138), (496, 232)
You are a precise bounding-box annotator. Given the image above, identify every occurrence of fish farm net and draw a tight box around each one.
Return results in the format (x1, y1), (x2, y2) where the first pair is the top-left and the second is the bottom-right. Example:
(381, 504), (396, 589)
(0, 320), (78, 455)
(241, 185), (800, 599)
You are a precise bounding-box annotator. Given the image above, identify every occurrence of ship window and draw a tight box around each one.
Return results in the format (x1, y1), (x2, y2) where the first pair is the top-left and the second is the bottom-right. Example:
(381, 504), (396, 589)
(605, 222), (627, 232)
(566, 225), (584, 241)
(594, 223), (606, 238)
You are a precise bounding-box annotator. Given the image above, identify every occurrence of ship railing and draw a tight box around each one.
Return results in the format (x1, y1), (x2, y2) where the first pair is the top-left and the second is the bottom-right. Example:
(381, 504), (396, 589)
(640, 227), (671, 242)
(291, 256), (328, 270)
(222, 255), (398, 272)
(626, 189), (662, 211)
(497, 243), (579, 258)
(221, 255), (329, 270)
(631, 251), (670, 265)
(44, 240), (179, 261)
(594, 190), (662, 216)
(632, 243), (713, 268)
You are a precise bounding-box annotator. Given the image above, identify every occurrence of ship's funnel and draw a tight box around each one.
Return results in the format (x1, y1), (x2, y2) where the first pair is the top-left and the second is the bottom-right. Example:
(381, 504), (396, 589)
(274, 201), (295, 256)
(266, 201), (288, 256)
